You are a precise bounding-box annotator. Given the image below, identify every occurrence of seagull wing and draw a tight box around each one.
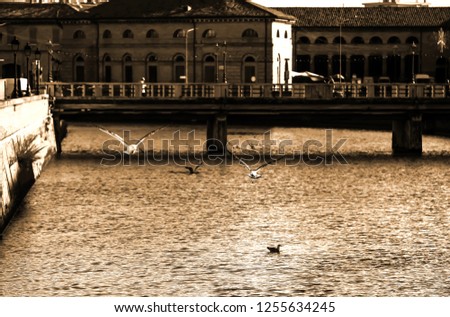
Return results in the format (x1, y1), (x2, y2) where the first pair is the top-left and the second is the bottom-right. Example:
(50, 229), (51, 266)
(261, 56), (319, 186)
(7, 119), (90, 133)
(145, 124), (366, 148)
(135, 126), (165, 146)
(227, 148), (252, 171)
(184, 166), (194, 173)
(193, 161), (203, 171)
(254, 155), (285, 172)
(98, 126), (129, 147)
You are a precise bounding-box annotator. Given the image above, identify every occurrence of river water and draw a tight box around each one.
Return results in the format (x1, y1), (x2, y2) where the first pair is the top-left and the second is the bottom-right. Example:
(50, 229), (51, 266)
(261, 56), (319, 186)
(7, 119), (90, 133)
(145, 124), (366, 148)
(1, 123), (449, 296)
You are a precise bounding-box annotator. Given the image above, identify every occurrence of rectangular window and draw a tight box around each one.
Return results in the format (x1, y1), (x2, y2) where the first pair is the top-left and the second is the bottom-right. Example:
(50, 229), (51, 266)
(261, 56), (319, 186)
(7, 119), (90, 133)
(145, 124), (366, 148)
(148, 66), (157, 82)
(105, 66), (112, 82)
(204, 66), (215, 83)
(175, 65), (184, 83)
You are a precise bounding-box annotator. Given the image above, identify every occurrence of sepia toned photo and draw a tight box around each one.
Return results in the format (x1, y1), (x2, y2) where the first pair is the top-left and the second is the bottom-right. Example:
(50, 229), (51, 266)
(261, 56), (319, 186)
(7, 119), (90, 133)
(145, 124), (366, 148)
(0, 0), (449, 313)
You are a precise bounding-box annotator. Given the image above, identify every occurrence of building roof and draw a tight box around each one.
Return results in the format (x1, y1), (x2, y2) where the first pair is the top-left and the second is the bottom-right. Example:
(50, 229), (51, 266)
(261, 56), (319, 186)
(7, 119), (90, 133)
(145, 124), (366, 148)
(0, 4), (88, 21)
(88, 0), (295, 21)
(274, 7), (450, 28)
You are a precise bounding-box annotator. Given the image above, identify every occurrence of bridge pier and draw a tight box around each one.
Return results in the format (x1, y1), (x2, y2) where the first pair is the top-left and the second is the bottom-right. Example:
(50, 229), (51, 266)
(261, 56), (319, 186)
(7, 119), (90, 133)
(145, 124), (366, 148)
(206, 114), (227, 153)
(392, 114), (422, 156)
(52, 114), (67, 156)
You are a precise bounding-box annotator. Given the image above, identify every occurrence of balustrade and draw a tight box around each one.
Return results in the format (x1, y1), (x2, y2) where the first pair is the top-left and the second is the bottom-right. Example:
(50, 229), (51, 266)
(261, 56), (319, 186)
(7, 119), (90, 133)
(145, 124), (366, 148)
(42, 82), (450, 100)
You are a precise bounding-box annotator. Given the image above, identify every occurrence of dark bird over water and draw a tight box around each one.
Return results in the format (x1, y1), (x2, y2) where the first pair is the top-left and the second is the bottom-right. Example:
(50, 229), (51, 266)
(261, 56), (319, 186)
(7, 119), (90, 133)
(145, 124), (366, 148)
(267, 244), (281, 253)
(184, 161), (203, 174)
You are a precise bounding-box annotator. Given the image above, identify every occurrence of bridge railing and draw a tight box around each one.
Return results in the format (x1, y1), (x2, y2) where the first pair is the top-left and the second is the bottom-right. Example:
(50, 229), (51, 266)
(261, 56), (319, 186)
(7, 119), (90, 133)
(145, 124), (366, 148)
(44, 82), (450, 100)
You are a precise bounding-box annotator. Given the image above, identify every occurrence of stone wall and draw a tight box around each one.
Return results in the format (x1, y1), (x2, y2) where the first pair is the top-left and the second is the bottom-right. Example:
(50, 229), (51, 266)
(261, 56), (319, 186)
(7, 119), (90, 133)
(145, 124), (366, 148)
(0, 95), (56, 235)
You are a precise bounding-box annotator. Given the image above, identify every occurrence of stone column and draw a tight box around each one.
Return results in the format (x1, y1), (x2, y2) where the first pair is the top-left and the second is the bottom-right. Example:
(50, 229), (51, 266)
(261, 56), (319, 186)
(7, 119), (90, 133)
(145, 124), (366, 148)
(392, 113), (422, 156)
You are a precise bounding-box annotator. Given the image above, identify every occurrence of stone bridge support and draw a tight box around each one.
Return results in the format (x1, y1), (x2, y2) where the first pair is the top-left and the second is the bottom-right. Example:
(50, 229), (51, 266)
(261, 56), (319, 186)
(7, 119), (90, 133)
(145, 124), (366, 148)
(206, 114), (227, 153)
(392, 113), (422, 156)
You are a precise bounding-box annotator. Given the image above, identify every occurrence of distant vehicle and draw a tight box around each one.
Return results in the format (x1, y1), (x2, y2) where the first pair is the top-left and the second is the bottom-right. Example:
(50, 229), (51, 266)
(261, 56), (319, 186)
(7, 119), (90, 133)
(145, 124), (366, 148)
(378, 76), (391, 83)
(415, 74), (434, 84)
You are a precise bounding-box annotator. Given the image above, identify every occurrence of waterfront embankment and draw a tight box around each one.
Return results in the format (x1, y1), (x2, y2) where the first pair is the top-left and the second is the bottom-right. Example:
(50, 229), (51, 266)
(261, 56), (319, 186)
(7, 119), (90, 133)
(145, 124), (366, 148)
(0, 94), (56, 236)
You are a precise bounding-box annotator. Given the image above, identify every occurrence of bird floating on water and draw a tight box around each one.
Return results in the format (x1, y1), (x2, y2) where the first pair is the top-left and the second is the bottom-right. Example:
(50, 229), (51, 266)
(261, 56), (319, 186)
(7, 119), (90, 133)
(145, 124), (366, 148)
(184, 161), (203, 174)
(98, 126), (164, 155)
(227, 148), (284, 179)
(267, 244), (281, 253)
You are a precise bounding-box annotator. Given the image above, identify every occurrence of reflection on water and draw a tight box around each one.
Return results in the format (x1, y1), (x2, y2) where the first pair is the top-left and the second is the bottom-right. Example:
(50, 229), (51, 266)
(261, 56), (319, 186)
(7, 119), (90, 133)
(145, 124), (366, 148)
(0, 123), (449, 296)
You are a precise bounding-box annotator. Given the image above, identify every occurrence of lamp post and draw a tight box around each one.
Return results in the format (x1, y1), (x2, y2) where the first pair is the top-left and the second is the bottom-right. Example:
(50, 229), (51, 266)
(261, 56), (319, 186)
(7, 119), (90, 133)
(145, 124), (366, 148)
(222, 41), (227, 83)
(24, 42), (31, 96)
(47, 39), (53, 82)
(184, 28), (194, 84)
(393, 44), (398, 82)
(284, 58), (290, 93)
(34, 48), (41, 95)
(411, 41), (416, 84)
(216, 41), (228, 83)
(10, 36), (20, 98)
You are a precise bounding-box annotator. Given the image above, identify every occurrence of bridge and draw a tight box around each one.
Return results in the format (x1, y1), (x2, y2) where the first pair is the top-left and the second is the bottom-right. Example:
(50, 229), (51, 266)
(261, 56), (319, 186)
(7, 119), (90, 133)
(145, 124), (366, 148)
(47, 82), (450, 156)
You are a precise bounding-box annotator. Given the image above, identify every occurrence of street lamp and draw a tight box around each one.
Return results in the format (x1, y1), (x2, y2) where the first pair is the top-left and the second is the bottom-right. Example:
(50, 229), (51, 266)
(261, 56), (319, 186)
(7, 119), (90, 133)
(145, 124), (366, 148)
(216, 41), (228, 83)
(10, 36), (20, 98)
(284, 58), (290, 92)
(34, 47), (41, 95)
(411, 41), (417, 84)
(24, 42), (31, 96)
(222, 41), (227, 83)
(184, 28), (194, 84)
(47, 39), (54, 82)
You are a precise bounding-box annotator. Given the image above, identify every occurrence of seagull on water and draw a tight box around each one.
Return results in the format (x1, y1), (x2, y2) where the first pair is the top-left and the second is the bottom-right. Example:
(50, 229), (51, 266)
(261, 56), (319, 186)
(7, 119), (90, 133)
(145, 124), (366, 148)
(267, 244), (281, 253)
(184, 161), (203, 174)
(98, 126), (164, 155)
(227, 148), (284, 179)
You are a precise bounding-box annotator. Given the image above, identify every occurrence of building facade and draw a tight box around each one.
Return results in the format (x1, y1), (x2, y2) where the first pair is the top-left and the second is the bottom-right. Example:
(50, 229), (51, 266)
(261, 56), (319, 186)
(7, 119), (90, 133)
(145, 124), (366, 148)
(0, 0), (294, 85)
(279, 6), (450, 83)
(0, 1), (450, 85)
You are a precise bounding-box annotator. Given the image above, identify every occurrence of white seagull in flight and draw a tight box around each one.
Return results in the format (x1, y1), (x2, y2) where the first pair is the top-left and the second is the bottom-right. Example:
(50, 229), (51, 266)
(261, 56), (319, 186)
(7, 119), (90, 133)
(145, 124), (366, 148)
(98, 126), (164, 155)
(227, 148), (284, 179)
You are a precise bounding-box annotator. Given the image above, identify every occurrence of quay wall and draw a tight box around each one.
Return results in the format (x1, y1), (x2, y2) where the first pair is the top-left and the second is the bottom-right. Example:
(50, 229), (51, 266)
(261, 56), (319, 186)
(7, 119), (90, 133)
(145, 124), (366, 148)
(0, 95), (57, 236)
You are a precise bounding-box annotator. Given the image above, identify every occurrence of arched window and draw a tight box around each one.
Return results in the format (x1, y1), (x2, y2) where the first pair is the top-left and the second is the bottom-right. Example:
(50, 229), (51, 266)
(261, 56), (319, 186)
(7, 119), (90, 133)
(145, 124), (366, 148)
(284, 30), (288, 39)
(173, 54), (185, 82)
(298, 36), (310, 44)
(146, 54), (158, 83)
(123, 30), (134, 39)
(369, 36), (382, 44)
(173, 29), (185, 38)
(103, 30), (112, 39)
(203, 54), (216, 83)
(73, 30), (86, 39)
(202, 29), (216, 38)
(435, 57), (448, 83)
(123, 54), (133, 82)
(388, 36), (401, 44)
(333, 36), (346, 44)
(406, 36), (419, 44)
(315, 36), (328, 44)
(276, 30), (280, 38)
(74, 55), (85, 82)
(146, 29), (159, 38)
(242, 55), (257, 83)
(351, 36), (364, 44)
(242, 29), (258, 38)
(103, 55), (112, 82)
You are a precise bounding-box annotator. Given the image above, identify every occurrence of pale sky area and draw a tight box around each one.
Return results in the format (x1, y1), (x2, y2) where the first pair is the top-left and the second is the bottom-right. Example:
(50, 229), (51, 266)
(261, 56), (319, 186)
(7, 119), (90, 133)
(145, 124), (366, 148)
(252, 0), (450, 7)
